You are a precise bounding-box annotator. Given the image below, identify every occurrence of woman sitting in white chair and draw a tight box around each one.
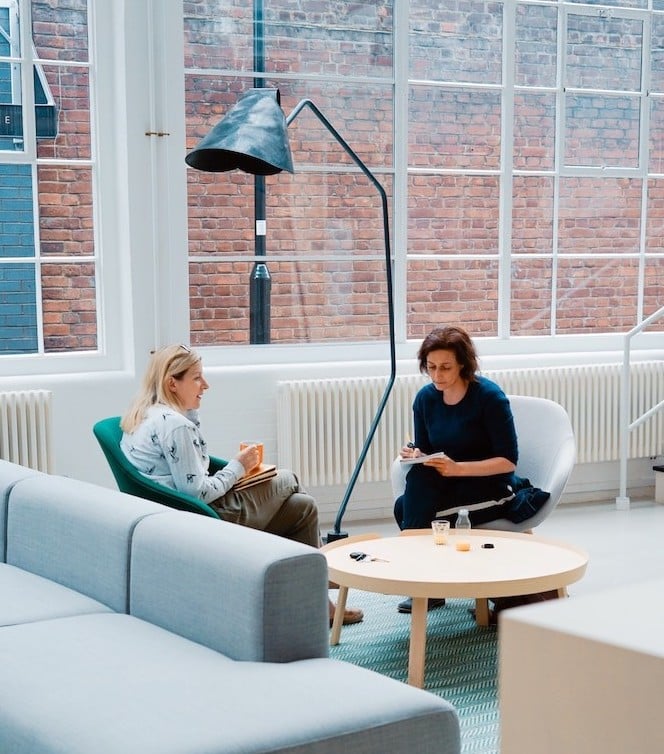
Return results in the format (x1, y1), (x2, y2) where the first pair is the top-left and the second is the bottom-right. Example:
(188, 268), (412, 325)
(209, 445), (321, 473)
(393, 326), (573, 616)
(395, 326), (522, 533)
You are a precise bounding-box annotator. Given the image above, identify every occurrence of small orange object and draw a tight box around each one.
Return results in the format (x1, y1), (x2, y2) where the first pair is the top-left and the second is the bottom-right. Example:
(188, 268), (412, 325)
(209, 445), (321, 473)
(455, 541), (471, 552)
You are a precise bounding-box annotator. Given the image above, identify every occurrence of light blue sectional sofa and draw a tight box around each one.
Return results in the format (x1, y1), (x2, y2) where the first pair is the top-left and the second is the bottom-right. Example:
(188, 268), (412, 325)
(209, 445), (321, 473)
(0, 459), (460, 754)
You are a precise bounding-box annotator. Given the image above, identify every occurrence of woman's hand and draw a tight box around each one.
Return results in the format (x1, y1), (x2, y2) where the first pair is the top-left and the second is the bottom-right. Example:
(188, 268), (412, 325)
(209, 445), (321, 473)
(423, 454), (456, 476)
(399, 441), (421, 460)
(236, 444), (261, 473)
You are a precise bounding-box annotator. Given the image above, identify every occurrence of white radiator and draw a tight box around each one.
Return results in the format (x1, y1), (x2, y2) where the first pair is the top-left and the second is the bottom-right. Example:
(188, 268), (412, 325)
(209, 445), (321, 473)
(277, 362), (664, 487)
(0, 390), (54, 473)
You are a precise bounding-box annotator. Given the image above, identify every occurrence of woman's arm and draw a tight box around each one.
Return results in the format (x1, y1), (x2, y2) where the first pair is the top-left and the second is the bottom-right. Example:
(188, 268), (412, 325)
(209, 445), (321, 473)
(163, 424), (245, 502)
(423, 454), (515, 477)
(421, 380), (518, 478)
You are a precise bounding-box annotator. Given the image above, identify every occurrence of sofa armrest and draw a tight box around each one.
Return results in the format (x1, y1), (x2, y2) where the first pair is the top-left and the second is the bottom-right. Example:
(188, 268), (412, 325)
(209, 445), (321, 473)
(130, 511), (329, 663)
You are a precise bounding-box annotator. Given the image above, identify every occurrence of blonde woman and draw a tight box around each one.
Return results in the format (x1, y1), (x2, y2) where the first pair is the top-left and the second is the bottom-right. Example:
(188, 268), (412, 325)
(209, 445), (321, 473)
(120, 344), (362, 627)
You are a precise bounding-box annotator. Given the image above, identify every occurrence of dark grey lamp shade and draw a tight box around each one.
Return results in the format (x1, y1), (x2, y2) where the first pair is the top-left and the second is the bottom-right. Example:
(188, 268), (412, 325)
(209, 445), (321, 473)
(185, 88), (294, 175)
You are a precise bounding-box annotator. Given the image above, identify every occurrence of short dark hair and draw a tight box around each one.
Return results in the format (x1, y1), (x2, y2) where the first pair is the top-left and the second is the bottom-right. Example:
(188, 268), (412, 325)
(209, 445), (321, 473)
(417, 326), (478, 382)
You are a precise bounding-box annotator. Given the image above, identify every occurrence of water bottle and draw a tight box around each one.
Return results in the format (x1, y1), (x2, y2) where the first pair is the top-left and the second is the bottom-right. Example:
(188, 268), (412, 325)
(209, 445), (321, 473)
(455, 508), (471, 551)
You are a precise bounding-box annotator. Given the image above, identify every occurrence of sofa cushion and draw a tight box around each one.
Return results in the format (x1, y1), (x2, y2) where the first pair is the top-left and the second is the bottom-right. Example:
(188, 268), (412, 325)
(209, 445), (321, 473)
(0, 563), (112, 626)
(0, 460), (42, 562)
(6, 474), (170, 612)
(130, 511), (330, 662)
(0, 612), (460, 754)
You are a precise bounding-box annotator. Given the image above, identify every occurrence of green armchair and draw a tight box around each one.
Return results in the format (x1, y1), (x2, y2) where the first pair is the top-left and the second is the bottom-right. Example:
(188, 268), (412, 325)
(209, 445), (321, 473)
(93, 416), (227, 519)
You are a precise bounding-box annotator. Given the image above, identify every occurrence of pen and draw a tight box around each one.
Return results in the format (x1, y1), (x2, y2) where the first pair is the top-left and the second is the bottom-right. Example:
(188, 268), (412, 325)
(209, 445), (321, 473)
(406, 434), (415, 450)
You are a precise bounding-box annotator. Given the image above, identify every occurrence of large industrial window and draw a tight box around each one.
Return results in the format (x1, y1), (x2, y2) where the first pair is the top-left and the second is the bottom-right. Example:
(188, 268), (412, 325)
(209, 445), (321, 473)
(0, 0), (95, 355)
(184, 0), (663, 347)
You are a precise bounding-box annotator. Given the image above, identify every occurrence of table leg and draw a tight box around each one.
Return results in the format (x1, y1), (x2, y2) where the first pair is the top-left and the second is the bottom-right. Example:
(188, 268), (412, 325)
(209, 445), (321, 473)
(475, 597), (490, 627)
(329, 585), (348, 645)
(407, 597), (428, 688)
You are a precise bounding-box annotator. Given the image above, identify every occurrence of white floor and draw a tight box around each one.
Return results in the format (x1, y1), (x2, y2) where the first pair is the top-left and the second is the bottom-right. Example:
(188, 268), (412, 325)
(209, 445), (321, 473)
(338, 496), (664, 598)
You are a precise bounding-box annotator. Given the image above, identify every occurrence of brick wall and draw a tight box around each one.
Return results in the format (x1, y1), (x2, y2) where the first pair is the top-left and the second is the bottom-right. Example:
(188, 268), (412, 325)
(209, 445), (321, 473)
(183, 1), (664, 346)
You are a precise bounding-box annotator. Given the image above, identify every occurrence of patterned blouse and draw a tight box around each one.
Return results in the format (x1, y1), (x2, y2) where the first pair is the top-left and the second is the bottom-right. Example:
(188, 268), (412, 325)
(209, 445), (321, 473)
(120, 404), (244, 502)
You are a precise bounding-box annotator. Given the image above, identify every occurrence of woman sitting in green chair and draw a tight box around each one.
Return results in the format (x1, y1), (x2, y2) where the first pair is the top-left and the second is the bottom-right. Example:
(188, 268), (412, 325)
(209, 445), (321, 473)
(120, 344), (362, 627)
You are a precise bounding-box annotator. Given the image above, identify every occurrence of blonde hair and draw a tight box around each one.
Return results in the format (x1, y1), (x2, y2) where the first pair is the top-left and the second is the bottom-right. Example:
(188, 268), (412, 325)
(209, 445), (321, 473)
(121, 345), (201, 433)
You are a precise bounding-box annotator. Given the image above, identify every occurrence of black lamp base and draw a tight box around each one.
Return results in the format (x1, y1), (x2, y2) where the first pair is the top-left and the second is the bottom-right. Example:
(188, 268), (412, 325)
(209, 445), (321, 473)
(325, 530), (349, 544)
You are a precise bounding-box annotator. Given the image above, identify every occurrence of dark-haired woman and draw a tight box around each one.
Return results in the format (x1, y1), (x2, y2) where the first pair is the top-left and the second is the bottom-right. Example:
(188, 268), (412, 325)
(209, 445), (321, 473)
(395, 326), (519, 531)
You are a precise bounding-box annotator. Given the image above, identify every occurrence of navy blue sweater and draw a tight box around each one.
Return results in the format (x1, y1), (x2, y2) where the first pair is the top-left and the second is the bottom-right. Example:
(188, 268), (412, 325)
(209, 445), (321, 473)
(395, 376), (520, 527)
(413, 375), (518, 468)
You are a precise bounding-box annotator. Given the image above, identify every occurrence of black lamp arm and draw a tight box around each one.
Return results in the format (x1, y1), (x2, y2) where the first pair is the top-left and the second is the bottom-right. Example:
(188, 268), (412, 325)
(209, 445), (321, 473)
(285, 99), (397, 541)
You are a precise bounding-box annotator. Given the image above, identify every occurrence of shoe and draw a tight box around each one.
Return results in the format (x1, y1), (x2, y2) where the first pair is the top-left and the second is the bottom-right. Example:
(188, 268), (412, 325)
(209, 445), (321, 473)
(329, 606), (364, 628)
(468, 606), (497, 626)
(397, 597), (446, 614)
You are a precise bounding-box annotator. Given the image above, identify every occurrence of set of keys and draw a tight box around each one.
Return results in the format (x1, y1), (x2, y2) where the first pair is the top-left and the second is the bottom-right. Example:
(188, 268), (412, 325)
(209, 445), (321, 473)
(349, 551), (389, 563)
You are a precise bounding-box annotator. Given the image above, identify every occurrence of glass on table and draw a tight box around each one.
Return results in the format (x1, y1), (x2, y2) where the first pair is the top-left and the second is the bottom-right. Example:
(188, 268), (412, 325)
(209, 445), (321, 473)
(431, 519), (450, 545)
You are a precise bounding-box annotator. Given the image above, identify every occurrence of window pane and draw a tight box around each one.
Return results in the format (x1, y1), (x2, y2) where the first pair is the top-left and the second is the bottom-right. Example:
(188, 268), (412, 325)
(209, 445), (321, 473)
(648, 98), (664, 173)
(37, 65), (91, 160)
(0, 1), (95, 358)
(556, 258), (639, 334)
(183, 0), (393, 78)
(38, 165), (94, 256)
(644, 258), (664, 327)
(558, 177), (641, 255)
(409, 87), (501, 170)
(0, 262), (37, 353)
(32, 0), (89, 63)
(409, 0), (502, 85)
(0, 163), (34, 258)
(564, 94), (640, 168)
(512, 176), (554, 255)
(188, 170), (391, 260)
(266, 172), (391, 257)
(41, 261), (96, 351)
(0, 5), (23, 152)
(408, 175), (499, 254)
(565, 13), (642, 92)
(187, 165), (392, 345)
(513, 93), (555, 171)
(190, 258), (390, 345)
(406, 258), (499, 340)
(515, 4), (557, 88)
(646, 178), (664, 254)
(650, 13), (664, 93)
(511, 259), (552, 336)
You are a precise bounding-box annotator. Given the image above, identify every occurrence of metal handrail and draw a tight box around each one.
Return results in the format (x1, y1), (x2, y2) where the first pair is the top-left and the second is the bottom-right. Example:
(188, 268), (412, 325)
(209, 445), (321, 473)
(616, 305), (664, 509)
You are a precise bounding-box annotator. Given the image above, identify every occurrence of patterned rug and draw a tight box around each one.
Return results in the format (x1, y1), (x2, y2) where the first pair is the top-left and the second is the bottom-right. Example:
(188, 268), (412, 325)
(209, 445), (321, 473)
(329, 590), (499, 754)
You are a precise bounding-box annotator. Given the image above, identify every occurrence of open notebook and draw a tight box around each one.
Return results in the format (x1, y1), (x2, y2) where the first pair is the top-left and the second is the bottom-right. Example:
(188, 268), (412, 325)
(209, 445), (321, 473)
(399, 451), (447, 466)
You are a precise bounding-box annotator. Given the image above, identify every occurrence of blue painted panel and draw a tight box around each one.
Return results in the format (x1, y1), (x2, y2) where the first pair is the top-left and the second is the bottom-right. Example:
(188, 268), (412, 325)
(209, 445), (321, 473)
(0, 163), (34, 258)
(0, 263), (37, 353)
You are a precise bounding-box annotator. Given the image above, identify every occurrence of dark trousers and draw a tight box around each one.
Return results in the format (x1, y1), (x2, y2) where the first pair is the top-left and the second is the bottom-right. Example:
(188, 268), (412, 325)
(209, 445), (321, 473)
(394, 464), (513, 530)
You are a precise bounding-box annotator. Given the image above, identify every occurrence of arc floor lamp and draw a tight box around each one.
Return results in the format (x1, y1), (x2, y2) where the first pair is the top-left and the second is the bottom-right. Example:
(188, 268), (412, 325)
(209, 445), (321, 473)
(185, 87), (396, 542)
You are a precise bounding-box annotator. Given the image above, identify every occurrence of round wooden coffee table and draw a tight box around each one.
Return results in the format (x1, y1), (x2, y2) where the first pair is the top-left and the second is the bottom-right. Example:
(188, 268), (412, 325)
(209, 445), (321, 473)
(322, 529), (589, 687)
